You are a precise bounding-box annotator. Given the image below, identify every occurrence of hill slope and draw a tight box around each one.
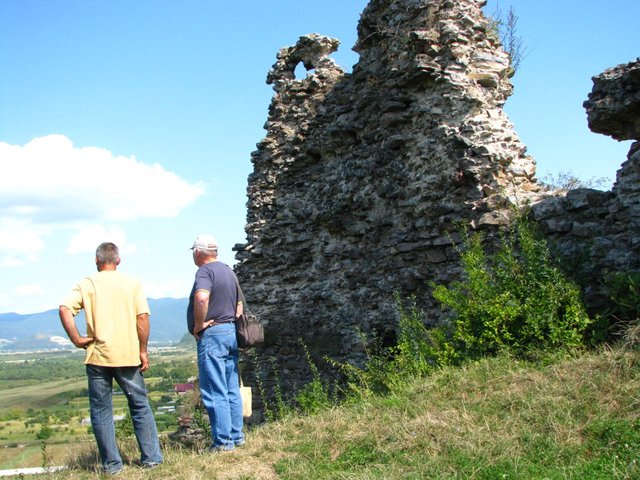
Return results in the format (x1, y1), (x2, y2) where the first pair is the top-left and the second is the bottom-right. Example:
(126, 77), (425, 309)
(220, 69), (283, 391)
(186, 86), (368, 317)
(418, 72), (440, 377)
(44, 342), (640, 479)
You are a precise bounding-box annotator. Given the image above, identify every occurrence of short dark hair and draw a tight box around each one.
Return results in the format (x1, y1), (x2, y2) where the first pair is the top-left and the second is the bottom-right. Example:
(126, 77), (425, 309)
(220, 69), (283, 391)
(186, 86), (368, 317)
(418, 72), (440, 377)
(96, 242), (120, 264)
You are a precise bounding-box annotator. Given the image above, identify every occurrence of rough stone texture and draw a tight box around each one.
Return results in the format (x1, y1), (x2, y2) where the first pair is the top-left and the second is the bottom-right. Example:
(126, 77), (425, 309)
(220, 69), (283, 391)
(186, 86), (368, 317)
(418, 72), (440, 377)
(534, 58), (640, 309)
(232, 0), (640, 407)
(584, 59), (640, 141)
(168, 414), (208, 450)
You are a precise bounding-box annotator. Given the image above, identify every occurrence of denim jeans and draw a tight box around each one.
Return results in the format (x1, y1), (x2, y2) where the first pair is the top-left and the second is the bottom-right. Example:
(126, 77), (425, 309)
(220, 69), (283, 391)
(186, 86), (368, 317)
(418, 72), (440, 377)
(197, 322), (244, 450)
(86, 365), (163, 473)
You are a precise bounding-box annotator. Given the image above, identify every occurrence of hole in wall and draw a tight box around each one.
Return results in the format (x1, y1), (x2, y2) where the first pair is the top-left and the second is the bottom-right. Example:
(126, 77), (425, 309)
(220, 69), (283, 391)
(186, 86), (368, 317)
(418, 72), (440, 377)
(294, 62), (316, 80)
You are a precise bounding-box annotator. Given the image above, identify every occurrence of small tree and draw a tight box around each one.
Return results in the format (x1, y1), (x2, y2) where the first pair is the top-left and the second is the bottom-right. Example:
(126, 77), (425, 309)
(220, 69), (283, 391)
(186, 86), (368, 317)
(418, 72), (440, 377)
(36, 424), (53, 468)
(487, 3), (528, 75)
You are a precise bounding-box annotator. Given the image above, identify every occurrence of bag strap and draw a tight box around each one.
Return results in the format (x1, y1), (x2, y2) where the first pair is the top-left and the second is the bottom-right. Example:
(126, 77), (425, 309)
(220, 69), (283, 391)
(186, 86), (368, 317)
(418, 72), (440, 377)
(235, 276), (245, 387)
(234, 274), (247, 310)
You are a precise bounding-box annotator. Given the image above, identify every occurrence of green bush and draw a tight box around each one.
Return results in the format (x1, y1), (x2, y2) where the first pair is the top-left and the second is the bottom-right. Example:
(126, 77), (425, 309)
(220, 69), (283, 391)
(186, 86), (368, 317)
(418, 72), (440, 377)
(432, 216), (592, 359)
(603, 271), (640, 324)
(393, 294), (458, 376)
(115, 413), (134, 440)
(333, 297), (457, 397)
(329, 330), (392, 400)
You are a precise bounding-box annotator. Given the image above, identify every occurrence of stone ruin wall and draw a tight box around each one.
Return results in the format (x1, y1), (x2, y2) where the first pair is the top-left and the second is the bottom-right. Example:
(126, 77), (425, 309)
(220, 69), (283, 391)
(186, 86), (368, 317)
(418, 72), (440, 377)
(232, 0), (640, 403)
(533, 59), (640, 309)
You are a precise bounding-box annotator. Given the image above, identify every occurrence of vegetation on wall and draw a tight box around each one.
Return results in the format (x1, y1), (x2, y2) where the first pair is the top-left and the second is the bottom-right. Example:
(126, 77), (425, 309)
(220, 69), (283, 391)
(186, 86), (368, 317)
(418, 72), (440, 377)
(247, 213), (601, 414)
(486, 4), (528, 75)
(538, 170), (611, 191)
(432, 216), (592, 359)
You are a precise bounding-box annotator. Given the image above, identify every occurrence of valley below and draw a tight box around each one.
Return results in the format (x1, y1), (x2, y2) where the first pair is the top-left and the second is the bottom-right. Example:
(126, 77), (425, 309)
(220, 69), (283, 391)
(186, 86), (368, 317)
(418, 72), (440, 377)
(0, 345), (197, 470)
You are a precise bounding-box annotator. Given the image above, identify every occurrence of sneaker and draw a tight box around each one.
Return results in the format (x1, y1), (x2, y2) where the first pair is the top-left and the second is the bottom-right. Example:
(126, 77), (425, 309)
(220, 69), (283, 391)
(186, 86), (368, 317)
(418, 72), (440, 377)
(234, 440), (246, 448)
(209, 444), (234, 453)
(103, 467), (124, 476)
(142, 461), (162, 469)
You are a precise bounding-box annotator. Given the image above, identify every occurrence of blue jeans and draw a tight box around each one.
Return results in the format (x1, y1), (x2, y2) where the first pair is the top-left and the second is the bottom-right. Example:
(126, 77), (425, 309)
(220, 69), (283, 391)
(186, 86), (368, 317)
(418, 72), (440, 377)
(197, 322), (244, 449)
(86, 365), (163, 473)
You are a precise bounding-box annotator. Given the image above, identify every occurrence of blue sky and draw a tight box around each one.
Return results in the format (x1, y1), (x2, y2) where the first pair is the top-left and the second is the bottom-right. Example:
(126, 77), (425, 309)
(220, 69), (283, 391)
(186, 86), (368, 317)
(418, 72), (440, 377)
(0, 0), (638, 315)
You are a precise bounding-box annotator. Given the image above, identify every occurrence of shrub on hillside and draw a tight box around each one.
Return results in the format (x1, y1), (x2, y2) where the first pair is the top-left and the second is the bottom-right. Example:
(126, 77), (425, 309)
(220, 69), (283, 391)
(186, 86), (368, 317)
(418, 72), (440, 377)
(432, 215), (592, 359)
(332, 298), (456, 397)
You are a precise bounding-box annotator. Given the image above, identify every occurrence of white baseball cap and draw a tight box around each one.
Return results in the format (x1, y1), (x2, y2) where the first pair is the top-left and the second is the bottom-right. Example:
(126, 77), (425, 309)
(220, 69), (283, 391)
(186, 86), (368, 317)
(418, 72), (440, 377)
(190, 234), (218, 250)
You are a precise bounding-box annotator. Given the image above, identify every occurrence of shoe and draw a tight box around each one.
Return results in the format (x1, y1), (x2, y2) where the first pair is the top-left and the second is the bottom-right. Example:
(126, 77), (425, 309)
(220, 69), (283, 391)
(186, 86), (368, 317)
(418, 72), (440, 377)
(103, 467), (124, 475)
(142, 461), (162, 469)
(209, 444), (234, 452)
(234, 440), (246, 448)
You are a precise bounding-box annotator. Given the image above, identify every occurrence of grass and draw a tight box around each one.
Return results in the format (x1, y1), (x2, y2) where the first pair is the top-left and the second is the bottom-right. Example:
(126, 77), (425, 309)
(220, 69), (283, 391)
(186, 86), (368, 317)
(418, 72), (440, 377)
(0, 378), (87, 409)
(25, 344), (640, 479)
(0, 440), (94, 471)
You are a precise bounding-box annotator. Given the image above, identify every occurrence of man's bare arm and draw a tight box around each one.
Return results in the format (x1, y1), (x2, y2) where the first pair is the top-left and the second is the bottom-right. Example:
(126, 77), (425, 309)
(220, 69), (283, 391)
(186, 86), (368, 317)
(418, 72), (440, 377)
(193, 290), (214, 338)
(137, 313), (150, 371)
(59, 306), (93, 349)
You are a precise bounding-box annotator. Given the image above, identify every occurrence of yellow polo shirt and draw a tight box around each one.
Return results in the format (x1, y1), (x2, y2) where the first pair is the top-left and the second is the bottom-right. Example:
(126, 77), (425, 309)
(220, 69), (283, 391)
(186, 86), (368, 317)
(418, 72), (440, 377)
(62, 270), (150, 367)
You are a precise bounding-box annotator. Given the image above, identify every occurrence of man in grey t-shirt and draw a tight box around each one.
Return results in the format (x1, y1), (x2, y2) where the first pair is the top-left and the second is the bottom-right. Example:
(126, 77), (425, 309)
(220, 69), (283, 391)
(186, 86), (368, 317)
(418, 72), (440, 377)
(187, 234), (244, 451)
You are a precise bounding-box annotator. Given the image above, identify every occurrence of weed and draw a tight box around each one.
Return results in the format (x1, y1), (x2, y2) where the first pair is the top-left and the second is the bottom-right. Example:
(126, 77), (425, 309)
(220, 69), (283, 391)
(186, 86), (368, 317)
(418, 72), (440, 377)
(294, 341), (332, 415)
(331, 296), (456, 398)
(115, 412), (134, 440)
(254, 356), (293, 422)
(602, 271), (640, 337)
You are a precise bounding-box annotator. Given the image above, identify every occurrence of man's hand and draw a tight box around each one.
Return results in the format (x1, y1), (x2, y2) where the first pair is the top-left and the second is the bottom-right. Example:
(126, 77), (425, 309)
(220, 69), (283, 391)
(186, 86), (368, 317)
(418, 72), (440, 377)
(75, 336), (94, 349)
(194, 319), (215, 340)
(139, 351), (149, 372)
(59, 306), (93, 350)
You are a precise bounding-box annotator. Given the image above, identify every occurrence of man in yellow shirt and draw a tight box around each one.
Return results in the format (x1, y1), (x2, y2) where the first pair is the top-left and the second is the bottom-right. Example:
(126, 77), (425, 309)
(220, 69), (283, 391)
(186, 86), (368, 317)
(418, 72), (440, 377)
(59, 242), (162, 474)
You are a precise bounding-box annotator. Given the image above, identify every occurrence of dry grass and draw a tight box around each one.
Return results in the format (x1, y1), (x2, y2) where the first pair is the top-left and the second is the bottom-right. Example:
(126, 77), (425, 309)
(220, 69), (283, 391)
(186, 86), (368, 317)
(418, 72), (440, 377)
(24, 344), (640, 479)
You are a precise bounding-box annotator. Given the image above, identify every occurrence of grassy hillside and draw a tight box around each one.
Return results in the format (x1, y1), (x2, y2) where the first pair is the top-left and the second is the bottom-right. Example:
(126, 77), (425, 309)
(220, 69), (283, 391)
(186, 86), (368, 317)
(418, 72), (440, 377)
(34, 343), (640, 479)
(0, 378), (87, 410)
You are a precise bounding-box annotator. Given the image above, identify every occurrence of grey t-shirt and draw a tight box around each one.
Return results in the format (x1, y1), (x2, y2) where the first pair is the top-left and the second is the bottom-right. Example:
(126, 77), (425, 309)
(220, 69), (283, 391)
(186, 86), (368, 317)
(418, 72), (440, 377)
(186, 261), (239, 334)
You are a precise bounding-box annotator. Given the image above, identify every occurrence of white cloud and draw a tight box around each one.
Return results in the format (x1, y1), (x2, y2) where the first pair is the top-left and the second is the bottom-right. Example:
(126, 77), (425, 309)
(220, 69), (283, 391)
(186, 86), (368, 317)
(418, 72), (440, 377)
(0, 218), (48, 266)
(0, 283), (47, 314)
(0, 134), (206, 265)
(65, 224), (136, 255)
(14, 283), (45, 297)
(0, 135), (205, 222)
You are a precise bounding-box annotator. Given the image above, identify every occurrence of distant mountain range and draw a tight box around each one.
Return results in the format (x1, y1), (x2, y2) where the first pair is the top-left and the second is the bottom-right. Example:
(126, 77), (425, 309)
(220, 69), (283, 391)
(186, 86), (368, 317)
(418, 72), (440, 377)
(0, 298), (189, 352)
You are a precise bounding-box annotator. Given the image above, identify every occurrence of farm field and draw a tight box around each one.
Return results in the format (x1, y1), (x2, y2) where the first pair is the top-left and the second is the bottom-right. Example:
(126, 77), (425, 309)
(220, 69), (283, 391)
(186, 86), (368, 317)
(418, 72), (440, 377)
(0, 347), (197, 470)
(0, 378), (87, 410)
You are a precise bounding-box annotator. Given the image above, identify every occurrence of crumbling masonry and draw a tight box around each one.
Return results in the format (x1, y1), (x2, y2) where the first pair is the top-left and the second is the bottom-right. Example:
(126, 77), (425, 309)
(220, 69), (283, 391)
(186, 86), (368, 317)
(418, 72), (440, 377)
(232, 0), (640, 405)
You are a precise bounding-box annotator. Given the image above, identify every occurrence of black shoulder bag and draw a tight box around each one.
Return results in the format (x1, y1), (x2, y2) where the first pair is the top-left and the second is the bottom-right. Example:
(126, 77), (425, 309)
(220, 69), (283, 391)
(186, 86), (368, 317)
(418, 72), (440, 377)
(234, 277), (264, 349)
